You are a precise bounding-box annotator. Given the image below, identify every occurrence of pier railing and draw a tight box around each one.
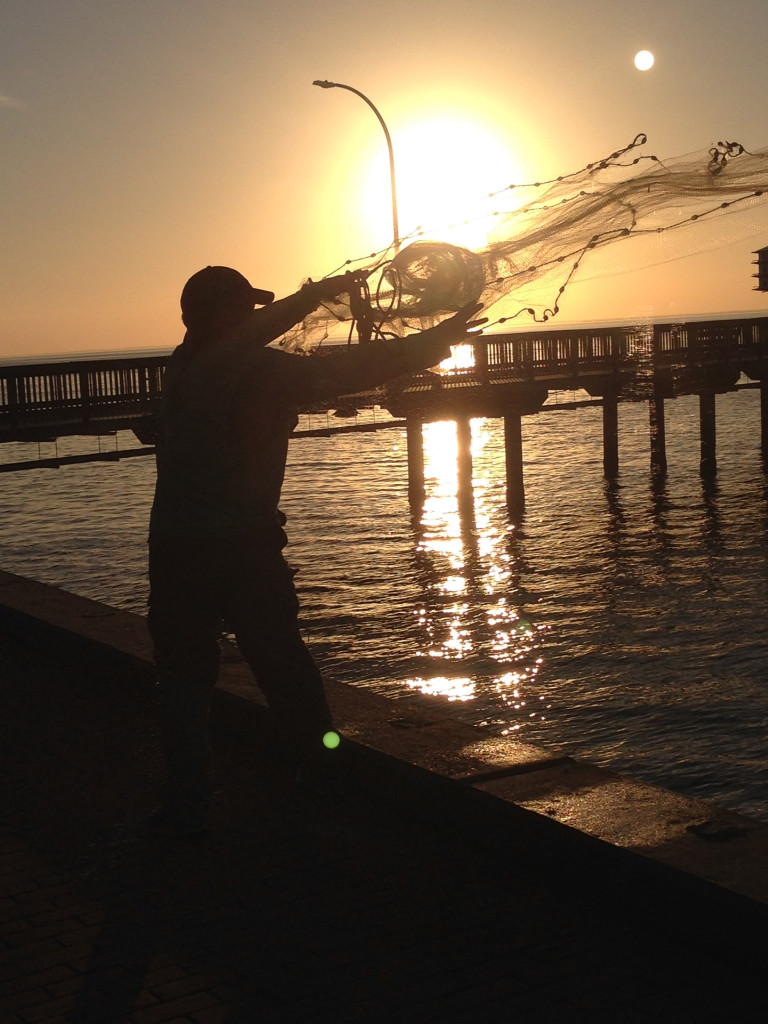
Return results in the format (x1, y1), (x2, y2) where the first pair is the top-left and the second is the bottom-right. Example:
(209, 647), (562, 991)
(483, 327), (625, 377)
(3, 316), (768, 443)
(626, 317), (768, 363)
(476, 318), (768, 378)
(0, 356), (166, 441)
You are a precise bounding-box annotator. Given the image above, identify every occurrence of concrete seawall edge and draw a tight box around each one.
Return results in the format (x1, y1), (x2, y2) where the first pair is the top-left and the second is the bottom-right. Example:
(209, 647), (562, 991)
(2, 567), (766, 961)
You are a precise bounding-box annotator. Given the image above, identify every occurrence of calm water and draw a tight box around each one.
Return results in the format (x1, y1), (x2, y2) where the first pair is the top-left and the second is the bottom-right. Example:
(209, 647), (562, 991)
(3, 390), (768, 820)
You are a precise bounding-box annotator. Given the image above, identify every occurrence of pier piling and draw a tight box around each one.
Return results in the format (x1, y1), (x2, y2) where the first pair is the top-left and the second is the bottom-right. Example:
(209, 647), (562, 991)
(699, 392), (717, 477)
(504, 412), (525, 519)
(649, 387), (667, 475)
(406, 418), (425, 506)
(761, 381), (768, 461)
(602, 392), (619, 479)
(456, 417), (473, 494)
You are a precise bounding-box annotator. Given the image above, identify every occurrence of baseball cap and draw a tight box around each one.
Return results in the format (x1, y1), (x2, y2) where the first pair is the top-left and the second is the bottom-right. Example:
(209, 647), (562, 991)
(180, 266), (274, 320)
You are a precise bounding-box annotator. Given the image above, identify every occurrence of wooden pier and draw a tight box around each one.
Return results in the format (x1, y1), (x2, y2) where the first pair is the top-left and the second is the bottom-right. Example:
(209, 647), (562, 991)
(383, 316), (768, 513)
(3, 316), (768, 514)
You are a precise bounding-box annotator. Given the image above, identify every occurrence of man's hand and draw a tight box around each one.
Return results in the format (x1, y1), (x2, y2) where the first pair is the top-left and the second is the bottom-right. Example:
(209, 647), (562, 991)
(413, 302), (487, 365)
(306, 270), (372, 303)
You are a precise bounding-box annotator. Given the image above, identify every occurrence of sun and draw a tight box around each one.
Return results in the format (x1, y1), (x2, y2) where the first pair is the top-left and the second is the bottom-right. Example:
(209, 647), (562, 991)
(362, 117), (518, 251)
(634, 50), (655, 71)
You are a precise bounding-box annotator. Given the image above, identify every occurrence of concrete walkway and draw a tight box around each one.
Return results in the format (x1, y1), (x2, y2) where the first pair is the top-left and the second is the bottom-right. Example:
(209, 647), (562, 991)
(1, 608), (766, 1022)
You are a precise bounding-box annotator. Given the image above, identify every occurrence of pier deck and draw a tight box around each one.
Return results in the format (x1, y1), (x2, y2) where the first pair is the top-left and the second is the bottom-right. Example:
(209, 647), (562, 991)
(1, 574), (767, 1023)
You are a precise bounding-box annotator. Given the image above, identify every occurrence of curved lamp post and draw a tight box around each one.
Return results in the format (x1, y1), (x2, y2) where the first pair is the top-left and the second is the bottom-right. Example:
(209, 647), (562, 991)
(312, 80), (400, 252)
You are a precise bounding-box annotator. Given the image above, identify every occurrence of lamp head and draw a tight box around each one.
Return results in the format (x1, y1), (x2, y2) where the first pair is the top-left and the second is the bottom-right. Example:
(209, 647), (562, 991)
(312, 80), (337, 89)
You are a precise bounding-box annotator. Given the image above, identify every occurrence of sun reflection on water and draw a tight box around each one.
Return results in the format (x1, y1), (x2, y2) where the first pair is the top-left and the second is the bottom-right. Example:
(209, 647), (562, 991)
(401, 417), (548, 731)
(404, 676), (476, 702)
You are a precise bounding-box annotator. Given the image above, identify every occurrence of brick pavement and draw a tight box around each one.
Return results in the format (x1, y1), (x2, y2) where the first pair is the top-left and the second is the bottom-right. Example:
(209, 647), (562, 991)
(1, 630), (766, 1024)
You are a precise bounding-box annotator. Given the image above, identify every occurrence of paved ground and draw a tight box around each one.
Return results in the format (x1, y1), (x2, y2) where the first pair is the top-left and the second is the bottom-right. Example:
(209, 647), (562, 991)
(1, 629), (766, 1024)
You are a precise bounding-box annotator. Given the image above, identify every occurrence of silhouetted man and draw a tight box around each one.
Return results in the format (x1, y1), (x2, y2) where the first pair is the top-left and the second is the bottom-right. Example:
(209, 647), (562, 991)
(146, 265), (483, 834)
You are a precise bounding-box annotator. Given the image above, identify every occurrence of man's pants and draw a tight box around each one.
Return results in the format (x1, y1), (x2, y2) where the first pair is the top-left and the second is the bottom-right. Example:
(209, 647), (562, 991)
(147, 533), (334, 812)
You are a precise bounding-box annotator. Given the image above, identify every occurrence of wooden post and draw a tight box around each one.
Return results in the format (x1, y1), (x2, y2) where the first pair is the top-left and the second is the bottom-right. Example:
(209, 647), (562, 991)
(761, 380), (768, 462)
(456, 416), (473, 500)
(406, 417), (425, 506)
(649, 386), (667, 475)
(473, 338), (489, 382)
(504, 411), (525, 519)
(699, 391), (717, 477)
(79, 370), (91, 428)
(602, 391), (619, 479)
(7, 373), (20, 433)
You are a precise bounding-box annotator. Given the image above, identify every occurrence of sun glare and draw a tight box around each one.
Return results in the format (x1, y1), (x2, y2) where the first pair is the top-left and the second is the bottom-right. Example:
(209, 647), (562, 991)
(362, 117), (517, 251)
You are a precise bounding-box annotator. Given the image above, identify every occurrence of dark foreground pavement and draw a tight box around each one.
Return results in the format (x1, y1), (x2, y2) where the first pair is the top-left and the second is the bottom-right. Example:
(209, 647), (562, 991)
(1, 629), (766, 1024)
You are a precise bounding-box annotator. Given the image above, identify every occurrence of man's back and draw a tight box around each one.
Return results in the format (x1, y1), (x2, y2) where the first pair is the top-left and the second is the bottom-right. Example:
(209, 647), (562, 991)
(150, 339), (299, 538)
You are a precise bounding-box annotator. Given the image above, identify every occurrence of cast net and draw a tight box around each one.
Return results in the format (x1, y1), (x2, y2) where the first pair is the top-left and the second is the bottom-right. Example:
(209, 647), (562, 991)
(281, 134), (768, 351)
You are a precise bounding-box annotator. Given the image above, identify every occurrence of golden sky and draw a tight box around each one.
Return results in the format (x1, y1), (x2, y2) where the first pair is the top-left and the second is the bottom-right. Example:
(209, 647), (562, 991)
(2, 0), (768, 359)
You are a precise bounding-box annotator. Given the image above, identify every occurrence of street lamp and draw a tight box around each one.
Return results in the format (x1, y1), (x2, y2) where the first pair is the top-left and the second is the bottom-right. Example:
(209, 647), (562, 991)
(312, 80), (400, 252)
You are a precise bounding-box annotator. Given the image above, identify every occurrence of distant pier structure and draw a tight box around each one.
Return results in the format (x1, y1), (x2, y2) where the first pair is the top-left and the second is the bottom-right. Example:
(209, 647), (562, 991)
(385, 317), (768, 515)
(3, 316), (768, 518)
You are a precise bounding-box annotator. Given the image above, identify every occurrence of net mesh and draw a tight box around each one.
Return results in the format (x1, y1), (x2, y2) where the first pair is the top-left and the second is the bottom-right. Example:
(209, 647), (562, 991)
(281, 134), (768, 351)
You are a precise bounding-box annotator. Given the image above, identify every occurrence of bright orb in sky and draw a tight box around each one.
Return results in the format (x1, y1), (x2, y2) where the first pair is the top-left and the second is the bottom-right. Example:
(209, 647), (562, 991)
(634, 50), (655, 71)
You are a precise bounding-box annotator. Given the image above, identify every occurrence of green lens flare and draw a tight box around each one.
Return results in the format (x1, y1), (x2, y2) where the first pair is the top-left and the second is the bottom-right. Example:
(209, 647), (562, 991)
(323, 730), (341, 750)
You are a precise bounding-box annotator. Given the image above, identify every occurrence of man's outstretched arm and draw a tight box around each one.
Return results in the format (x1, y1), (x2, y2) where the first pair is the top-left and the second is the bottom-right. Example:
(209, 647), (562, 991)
(276, 303), (487, 405)
(235, 275), (359, 347)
